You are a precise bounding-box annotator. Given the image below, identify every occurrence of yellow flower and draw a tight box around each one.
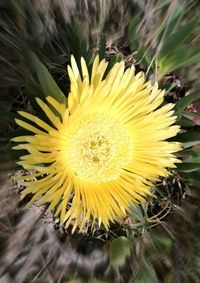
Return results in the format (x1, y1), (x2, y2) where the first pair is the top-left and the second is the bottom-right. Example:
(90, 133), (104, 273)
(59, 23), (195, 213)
(12, 55), (181, 233)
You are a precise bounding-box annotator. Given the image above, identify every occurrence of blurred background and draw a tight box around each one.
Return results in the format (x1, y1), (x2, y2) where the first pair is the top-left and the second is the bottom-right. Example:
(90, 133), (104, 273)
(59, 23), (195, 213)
(0, 0), (200, 282)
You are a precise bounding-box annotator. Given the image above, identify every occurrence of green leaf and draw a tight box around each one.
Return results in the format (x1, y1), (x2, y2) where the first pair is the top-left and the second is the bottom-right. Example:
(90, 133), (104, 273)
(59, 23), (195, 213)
(183, 149), (200, 163)
(150, 233), (172, 253)
(178, 117), (195, 127)
(176, 162), (200, 172)
(175, 91), (200, 111)
(29, 52), (66, 104)
(184, 171), (200, 186)
(134, 260), (159, 283)
(130, 205), (144, 223)
(164, 82), (177, 92)
(159, 45), (200, 76)
(175, 112), (200, 127)
(99, 35), (106, 61)
(175, 132), (200, 148)
(24, 76), (45, 112)
(128, 17), (139, 49)
(158, 2), (185, 42)
(67, 21), (90, 62)
(159, 19), (198, 58)
(109, 236), (131, 267)
(182, 112), (200, 126)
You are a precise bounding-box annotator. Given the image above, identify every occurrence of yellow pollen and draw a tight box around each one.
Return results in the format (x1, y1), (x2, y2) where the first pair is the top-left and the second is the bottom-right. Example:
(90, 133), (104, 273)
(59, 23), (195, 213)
(67, 114), (131, 182)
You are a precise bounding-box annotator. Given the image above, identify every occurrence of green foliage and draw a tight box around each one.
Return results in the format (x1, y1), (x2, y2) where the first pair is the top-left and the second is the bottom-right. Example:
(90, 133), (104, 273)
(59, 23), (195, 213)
(99, 36), (106, 61)
(169, 89), (200, 183)
(109, 236), (131, 267)
(158, 44), (200, 79)
(157, 17), (200, 78)
(173, 90), (200, 174)
(185, 171), (200, 187)
(29, 52), (66, 104)
(90, 279), (111, 283)
(149, 232), (172, 254)
(177, 148), (200, 172)
(131, 204), (145, 223)
(175, 91), (200, 112)
(128, 16), (151, 68)
(134, 260), (159, 283)
(128, 0), (200, 81)
(175, 132), (200, 149)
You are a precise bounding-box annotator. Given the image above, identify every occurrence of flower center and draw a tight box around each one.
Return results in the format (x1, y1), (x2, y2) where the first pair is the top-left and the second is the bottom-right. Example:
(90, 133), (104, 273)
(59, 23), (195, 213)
(67, 114), (131, 182)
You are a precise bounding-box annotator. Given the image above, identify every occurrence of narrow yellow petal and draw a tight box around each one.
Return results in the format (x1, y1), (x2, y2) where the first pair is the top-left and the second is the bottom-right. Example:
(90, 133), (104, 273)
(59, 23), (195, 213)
(81, 57), (89, 83)
(15, 119), (45, 135)
(18, 111), (53, 132)
(71, 55), (80, 80)
(36, 98), (62, 129)
(91, 55), (99, 83)
(46, 96), (67, 118)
